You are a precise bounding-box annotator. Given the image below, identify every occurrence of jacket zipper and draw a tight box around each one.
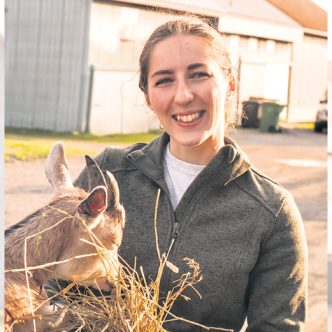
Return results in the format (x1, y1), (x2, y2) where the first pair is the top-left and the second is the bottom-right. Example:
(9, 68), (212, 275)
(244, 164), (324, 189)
(171, 222), (179, 239)
(126, 157), (181, 285)
(162, 221), (180, 290)
(165, 221), (179, 256)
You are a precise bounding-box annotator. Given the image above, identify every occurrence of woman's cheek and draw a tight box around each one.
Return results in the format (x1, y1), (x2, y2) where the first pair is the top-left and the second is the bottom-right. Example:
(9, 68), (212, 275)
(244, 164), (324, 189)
(153, 94), (171, 115)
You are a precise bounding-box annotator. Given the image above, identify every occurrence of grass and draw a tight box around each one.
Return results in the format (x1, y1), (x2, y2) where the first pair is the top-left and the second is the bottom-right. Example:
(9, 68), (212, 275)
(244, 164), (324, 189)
(5, 127), (162, 143)
(5, 122), (315, 161)
(5, 128), (161, 161)
(5, 139), (98, 162)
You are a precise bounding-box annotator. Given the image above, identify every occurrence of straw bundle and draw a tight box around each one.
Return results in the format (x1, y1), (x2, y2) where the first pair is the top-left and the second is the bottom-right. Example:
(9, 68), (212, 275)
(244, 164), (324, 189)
(45, 256), (205, 332)
(6, 190), (233, 332)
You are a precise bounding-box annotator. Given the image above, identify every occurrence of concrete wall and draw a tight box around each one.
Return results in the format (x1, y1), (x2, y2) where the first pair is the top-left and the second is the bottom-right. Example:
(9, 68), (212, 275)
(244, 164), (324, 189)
(5, 0), (91, 132)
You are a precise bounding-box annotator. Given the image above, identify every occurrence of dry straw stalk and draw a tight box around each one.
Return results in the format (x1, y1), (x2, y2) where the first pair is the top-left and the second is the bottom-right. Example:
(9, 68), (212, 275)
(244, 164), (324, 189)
(6, 189), (233, 332)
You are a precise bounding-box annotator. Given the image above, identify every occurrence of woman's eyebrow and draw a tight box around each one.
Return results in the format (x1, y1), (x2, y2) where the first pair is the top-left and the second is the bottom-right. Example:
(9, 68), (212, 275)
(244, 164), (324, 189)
(151, 63), (206, 78)
(151, 69), (174, 78)
(188, 63), (205, 70)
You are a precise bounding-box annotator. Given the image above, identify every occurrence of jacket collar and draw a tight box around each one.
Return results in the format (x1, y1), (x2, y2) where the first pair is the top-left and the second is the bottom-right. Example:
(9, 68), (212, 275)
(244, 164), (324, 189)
(127, 133), (169, 181)
(127, 132), (251, 186)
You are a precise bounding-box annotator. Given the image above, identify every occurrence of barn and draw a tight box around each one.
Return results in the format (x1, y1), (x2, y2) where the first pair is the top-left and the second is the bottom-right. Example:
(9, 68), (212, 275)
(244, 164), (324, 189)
(5, 0), (327, 134)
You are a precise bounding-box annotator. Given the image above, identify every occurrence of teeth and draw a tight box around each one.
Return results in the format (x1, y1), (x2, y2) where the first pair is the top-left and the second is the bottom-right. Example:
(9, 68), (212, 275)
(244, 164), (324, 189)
(175, 112), (201, 123)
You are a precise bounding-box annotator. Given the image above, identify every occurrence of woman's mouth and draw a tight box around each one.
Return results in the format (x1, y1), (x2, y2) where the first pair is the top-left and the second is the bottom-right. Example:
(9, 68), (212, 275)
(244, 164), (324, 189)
(172, 111), (205, 124)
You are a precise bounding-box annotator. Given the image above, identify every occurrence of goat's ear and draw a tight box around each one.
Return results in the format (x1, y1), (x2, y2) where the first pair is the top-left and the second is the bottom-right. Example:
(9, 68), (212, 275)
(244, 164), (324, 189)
(78, 186), (107, 217)
(104, 171), (120, 209)
(45, 142), (74, 195)
(85, 155), (107, 192)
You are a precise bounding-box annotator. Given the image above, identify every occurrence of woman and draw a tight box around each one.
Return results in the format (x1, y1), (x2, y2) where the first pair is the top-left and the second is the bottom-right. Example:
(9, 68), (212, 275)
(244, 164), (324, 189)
(75, 18), (307, 331)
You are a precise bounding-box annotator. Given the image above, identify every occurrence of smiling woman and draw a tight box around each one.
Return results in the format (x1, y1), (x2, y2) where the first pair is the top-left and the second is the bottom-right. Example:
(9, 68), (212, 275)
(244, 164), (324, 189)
(144, 34), (231, 165)
(139, 20), (236, 165)
(71, 16), (308, 331)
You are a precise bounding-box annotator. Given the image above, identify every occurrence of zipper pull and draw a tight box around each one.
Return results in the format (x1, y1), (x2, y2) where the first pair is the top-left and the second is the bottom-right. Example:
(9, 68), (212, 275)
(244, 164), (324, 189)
(172, 222), (180, 239)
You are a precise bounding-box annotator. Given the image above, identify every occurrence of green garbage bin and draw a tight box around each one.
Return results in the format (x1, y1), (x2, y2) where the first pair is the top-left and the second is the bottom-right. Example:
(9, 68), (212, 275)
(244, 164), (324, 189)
(259, 102), (284, 132)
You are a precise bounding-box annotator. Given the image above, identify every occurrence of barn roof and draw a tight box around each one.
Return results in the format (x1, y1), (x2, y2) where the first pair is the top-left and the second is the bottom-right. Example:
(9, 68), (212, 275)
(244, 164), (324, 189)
(266, 0), (327, 32)
(108, 0), (327, 33)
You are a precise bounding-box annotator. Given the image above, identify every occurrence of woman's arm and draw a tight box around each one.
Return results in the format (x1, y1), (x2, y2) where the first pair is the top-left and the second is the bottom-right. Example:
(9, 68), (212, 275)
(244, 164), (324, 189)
(246, 193), (308, 332)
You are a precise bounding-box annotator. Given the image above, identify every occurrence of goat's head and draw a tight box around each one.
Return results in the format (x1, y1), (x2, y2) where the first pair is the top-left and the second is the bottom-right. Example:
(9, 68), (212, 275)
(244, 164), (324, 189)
(45, 143), (125, 290)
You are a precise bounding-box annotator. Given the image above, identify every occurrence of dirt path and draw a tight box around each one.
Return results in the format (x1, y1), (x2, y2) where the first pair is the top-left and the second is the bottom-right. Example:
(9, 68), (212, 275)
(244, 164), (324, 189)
(5, 128), (327, 331)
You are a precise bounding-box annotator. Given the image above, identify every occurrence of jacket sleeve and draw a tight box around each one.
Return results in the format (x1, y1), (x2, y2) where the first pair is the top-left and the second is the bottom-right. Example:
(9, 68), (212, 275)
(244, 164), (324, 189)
(246, 193), (308, 332)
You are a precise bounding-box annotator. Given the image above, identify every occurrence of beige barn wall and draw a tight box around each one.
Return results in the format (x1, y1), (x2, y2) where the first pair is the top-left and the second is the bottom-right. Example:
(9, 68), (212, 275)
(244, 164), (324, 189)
(88, 3), (187, 135)
(288, 35), (327, 122)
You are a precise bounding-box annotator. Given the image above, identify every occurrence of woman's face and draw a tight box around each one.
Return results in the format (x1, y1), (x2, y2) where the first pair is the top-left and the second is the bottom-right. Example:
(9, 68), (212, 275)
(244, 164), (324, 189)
(145, 34), (231, 153)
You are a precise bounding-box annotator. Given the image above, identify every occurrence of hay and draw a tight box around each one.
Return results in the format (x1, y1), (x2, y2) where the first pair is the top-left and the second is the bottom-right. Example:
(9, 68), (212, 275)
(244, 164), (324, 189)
(6, 189), (234, 332)
(45, 256), (208, 332)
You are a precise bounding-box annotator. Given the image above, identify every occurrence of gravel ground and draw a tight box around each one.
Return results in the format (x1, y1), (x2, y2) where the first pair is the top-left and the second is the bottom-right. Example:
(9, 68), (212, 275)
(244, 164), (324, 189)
(5, 128), (327, 331)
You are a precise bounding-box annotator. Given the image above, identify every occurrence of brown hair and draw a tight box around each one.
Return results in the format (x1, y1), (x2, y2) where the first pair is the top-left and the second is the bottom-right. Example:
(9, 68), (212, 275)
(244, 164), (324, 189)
(138, 17), (238, 128)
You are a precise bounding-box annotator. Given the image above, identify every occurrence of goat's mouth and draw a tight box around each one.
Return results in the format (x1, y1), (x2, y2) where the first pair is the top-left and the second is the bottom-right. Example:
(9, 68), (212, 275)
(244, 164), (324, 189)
(172, 111), (205, 124)
(94, 277), (114, 291)
(73, 277), (115, 292)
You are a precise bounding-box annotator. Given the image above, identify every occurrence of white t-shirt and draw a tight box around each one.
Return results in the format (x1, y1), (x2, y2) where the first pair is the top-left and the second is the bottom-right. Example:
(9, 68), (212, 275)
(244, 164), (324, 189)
(163, 144), (205, 209)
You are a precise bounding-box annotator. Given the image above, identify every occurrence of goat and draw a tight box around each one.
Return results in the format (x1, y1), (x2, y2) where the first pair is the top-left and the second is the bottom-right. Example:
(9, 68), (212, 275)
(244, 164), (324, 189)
(5, 142), (125, 331)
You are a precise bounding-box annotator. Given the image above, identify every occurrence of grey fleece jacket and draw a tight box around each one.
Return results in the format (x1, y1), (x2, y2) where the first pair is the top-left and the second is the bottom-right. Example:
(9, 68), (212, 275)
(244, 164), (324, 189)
(75, 133), (308, 332)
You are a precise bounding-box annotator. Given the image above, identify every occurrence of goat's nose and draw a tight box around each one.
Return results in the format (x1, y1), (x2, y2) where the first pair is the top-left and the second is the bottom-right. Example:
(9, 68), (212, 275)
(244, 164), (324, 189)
(5, 308), (14, 327)
(96, 277), (113, 291)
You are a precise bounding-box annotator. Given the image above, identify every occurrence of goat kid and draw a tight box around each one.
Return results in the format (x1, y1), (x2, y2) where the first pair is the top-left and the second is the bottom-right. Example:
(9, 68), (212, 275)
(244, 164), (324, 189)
(5, 142), (125, 331)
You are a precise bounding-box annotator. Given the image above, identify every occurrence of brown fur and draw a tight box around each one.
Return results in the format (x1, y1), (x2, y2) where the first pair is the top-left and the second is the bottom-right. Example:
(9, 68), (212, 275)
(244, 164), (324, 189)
(5, 144), (125, 331)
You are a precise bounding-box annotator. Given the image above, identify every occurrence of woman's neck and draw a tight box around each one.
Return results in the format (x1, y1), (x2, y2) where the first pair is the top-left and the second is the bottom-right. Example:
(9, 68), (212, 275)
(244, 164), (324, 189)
(169, 136), (225, 165)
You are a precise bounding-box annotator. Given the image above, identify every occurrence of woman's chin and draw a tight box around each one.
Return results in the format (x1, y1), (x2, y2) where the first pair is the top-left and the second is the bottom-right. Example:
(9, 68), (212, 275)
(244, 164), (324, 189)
(170, 133), (208, 148)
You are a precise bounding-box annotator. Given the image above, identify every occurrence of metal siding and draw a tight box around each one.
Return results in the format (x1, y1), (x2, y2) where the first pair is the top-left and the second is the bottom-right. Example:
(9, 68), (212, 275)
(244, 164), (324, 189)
(76, 0), (91, 131)
(56, 0), (72, 131)
(4, 0), (14, 126)
(36, 0), (60, 129)
(5, 0), (90, 132)
(5, 0), (21, 127)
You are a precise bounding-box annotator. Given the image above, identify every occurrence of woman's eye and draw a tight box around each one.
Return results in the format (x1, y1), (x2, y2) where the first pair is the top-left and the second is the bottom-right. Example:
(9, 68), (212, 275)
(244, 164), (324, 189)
(190, 72), (210, 79)
(155, 78), (173, 86)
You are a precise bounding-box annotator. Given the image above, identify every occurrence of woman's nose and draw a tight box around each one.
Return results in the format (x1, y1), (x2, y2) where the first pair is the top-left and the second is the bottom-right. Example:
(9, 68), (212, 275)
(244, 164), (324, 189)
(173, 79), (194, 105)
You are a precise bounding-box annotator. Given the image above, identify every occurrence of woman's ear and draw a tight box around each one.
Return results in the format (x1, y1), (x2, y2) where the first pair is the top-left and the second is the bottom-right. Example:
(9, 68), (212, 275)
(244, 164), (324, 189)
(226, 79), (236, 99)
(228, 79), (236, 94)
(145, 93), (154, 111)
